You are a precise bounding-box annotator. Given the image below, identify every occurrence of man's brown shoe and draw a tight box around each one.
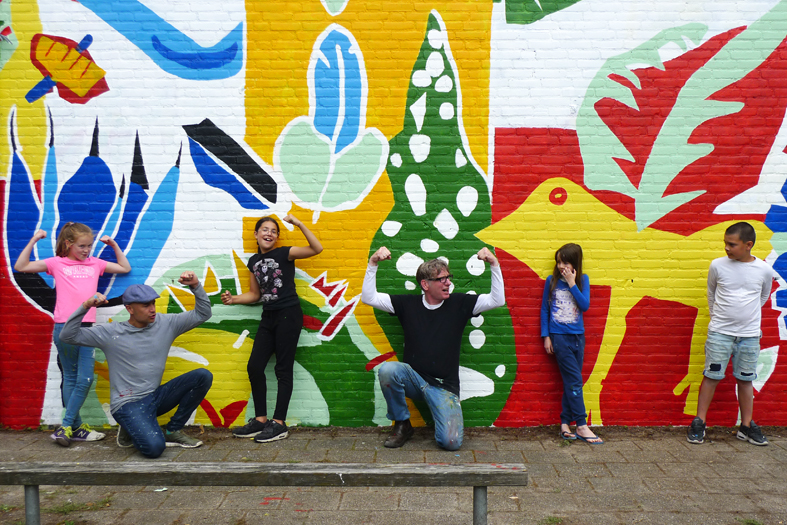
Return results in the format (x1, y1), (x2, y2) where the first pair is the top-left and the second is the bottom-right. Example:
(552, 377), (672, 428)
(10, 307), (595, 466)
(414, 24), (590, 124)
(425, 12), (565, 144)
(384, 419), (414, 448)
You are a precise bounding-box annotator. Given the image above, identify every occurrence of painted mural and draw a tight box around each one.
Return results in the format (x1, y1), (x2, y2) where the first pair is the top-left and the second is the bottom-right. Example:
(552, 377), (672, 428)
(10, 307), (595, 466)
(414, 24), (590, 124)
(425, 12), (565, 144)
(2, 0), (787, 430)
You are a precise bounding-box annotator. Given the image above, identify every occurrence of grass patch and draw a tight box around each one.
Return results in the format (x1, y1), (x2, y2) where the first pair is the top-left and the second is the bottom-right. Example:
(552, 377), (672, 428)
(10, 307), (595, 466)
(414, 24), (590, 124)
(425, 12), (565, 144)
(539, 517), (564, 525)
(736, 519), (764, 525)
(0, 504), (19, 512)
(44, 496), (113, 515)
(558, 439), (572, 447)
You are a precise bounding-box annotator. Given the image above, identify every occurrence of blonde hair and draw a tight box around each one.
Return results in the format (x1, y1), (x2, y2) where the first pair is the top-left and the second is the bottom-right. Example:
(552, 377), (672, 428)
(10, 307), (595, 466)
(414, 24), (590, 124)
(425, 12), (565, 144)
(55, 222), (94, 257)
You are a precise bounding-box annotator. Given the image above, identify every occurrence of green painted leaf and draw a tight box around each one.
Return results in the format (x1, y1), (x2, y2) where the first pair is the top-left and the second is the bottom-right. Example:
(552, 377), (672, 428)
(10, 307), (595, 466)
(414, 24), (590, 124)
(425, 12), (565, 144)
(504, 0), (583, 25)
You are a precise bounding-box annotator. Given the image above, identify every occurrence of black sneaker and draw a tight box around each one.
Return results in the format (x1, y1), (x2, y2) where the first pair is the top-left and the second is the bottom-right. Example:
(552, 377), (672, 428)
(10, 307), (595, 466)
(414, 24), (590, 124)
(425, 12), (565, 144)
(687, 416), (705, 444)
(232, 418), (270, 438)
(737, 421), (769, 446)
(254, 421), (289, 443)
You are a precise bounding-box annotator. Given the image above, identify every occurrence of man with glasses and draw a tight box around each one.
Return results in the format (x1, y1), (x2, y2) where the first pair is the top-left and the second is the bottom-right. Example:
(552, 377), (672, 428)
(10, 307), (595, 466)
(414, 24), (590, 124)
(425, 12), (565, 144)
(362, 246), (505, 450)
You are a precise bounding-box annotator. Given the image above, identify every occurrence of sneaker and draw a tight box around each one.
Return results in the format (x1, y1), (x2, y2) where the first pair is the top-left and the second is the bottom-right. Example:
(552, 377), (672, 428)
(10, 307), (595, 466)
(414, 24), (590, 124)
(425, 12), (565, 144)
(687, 416), (705, 444)
(737, 421), (769, 446)
(70, 424), (106, 442)
(232, 418), (271, 438)
(116, 426), (134, 448)
(254, 421), (289, 443)
(164, 429), (203, 448)
(51, 426), (72, 447)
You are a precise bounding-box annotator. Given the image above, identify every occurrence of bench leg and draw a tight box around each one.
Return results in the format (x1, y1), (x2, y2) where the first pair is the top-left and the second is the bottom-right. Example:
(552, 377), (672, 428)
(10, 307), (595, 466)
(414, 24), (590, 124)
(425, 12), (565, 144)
(24, 484), (41, 525)
(473, 485), (487, 525)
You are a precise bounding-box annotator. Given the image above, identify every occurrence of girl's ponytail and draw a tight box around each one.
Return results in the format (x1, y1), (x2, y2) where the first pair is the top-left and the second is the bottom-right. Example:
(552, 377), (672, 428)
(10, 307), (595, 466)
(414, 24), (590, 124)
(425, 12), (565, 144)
(54, 222), (94, 257)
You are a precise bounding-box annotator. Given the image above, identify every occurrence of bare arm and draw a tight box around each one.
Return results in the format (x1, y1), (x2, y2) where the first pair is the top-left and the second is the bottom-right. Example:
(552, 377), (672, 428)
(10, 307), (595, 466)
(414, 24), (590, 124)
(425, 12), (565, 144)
(221, 270), (262, 305)
(284, 214), (323, 260)
(14, 230), (49, 273)
(99, 236), (131, 274)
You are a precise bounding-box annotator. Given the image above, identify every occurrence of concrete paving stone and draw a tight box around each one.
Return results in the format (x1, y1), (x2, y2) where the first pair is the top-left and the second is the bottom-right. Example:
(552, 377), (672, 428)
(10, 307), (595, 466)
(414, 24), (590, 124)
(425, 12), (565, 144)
(642, 476), (703, 492)
(655, 461), (721, 479)
(552, 462), (612, 478)
(339, 489), (401, 510)
(352, 438), (385, 451)
(568, 448), (628, 463)
(278, 487), (342, 511)
(587, 476), (651, 494)
(671, 445), (727, 462)
(157, 488), (226, 509)
(273, 449), (329, 463)
(523, 450), (578, 464)
(243, 509), (310, 524)
(635, 492), (700, 512)
(574, 491), (643, 512)
(458, 438), (497, 450)
(754, 476), (787, 492)
(693, 476), (762, 495)
(305, 437), (358, 450)
(706, 460), (775, 479)
(220, 489), (288, 509)
(102, 488), (169, 509)
(614, 511), (722, 525)
(175, 448), (231, 462)
(504, 491), (582, 513)
(373, 449), (426, 463)
(562, 511), (626, 525)
(748, 491), (787, 513)
(589, 438), (641, 451)
(618, 449), (678, 463)
(472, 450), (526, 463)
(221, 447), (281, 462)
(424, 449), (476, 463)
(689, 492), (760, 513)
(606, 461), (664, 478)
(111, 509), (195, 524)
(495, 439), (546, 452)
(527, 475), (594, 493)
(325, 449), (377, 462)
(162, 508), (248, 525)
(516, 461), (558, 479)
(398, 491), (460, 511)
(353, 510), (472, 525)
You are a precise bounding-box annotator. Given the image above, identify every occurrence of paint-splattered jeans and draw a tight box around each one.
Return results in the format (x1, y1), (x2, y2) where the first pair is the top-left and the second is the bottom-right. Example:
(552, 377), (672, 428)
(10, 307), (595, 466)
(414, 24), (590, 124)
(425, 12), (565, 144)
(552, 333), (587, 427)
(112, 368), (213, 458)
(52, 323), (95, 429)
(378, 362), (463, 450)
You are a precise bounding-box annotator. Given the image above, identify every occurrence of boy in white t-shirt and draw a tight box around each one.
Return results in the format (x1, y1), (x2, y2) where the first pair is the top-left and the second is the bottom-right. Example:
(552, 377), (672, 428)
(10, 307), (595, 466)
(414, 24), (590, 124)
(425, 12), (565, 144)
(687, 222), (775, 446)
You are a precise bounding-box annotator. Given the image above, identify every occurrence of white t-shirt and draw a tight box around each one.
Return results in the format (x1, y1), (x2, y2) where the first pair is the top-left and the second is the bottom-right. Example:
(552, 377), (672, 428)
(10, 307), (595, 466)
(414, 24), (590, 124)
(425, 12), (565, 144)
(707, 256), (775, 337)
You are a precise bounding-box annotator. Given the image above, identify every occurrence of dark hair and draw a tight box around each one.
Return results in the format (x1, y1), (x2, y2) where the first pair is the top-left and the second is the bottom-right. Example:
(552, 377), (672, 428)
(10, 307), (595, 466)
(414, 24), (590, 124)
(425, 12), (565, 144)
(254, 216), (280, 254)
(55, 222), (94, 257)
(549, 243), (584, 299)
(725, 222), (756, 246)
(416, 258), (449, 292)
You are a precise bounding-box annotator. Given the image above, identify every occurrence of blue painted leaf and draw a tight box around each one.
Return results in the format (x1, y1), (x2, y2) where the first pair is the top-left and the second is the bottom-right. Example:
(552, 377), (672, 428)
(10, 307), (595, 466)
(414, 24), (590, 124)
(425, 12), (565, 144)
(105, 163), (179, 299)
(56, 156), (116, 238)
(313, 27), (363, 155)
(7, 150), (40, 266)
(38, 144), (58, 263)
(188, 138), (268, 210)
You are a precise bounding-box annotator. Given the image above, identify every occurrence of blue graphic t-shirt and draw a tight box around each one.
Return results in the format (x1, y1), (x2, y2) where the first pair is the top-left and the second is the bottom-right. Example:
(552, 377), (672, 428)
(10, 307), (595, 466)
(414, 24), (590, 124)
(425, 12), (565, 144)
(540, 274), (590, 337)
(247, 247), (299, 311)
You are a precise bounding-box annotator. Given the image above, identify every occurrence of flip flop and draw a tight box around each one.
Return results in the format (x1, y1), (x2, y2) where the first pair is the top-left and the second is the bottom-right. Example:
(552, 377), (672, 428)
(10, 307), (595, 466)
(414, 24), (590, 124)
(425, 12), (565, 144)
(560, 430), (577, 441)
(576, 434), (604, 445)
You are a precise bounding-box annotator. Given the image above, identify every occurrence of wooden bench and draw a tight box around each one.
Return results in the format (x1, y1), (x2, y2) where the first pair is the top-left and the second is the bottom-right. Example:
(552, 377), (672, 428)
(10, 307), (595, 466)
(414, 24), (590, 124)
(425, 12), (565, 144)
(0, 461), (527, 525)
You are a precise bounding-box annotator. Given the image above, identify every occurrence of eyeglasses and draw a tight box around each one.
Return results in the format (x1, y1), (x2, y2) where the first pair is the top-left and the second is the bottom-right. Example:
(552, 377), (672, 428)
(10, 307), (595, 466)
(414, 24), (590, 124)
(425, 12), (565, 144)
(428, 274), (453, 284)
(258, 228), (279, 235)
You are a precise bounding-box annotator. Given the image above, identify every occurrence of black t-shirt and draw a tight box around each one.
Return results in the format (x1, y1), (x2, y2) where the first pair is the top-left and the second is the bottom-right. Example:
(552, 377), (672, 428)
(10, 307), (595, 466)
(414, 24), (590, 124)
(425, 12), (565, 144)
(389, 293), (479, 396)
(247, 247), (299, 311)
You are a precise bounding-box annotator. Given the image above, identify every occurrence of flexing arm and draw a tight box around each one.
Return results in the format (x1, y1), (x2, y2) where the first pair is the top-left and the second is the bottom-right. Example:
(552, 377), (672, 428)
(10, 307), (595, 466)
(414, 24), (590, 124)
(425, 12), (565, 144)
(99, 236), (131, 274)
(473, 248), (505, 315)
(285, 214), (323, 260)
(168, 271), (213, 334)
(361, 247), (395, 314)
(14, 230), (49, 273)
(221, 271), (261, 305)
(60, 293), (111, 348)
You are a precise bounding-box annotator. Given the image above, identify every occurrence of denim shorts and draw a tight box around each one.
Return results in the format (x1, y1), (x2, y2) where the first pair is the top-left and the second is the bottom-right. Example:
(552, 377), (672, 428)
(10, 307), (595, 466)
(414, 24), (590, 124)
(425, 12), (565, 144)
(703, 330), (759, 381)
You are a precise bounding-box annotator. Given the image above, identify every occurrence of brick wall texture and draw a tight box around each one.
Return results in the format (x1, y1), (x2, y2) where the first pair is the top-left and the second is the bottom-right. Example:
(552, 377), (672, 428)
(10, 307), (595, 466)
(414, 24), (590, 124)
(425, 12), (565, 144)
(2, 0), (786, 429)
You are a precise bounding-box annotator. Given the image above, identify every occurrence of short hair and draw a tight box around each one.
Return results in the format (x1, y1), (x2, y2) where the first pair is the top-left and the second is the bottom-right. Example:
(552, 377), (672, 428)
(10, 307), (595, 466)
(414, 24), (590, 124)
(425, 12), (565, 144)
(725, 222), (756, 246)
(416, 258), (449, 291)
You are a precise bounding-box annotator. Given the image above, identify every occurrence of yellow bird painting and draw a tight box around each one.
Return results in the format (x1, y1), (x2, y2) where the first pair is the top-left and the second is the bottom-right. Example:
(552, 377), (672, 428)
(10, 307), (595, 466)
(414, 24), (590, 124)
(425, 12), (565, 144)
(477, 177), (773, 424)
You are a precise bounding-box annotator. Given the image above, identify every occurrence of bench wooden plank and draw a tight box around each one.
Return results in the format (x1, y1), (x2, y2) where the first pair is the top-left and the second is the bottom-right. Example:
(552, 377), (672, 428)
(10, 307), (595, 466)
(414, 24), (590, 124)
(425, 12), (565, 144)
(0, 462), (527, 488)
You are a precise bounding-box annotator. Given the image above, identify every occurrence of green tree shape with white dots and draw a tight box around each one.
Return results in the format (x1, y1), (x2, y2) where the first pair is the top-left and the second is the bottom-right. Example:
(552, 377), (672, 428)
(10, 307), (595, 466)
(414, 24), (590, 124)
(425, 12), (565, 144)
(369, 10), (516, 427)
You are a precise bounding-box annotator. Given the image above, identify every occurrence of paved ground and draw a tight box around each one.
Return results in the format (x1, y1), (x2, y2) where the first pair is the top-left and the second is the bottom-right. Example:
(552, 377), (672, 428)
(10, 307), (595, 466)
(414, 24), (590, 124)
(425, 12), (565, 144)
(1, 425), (786, 525)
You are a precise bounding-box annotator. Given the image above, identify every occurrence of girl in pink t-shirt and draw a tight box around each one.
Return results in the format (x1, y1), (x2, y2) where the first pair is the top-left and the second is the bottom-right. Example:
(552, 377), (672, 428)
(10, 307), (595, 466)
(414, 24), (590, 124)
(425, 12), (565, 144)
(15, 222), (131, 447)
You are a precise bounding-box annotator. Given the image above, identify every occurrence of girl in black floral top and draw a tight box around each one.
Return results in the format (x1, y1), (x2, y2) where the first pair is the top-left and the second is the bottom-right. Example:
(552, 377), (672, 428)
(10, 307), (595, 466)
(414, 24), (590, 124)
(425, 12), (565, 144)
(222, 214), (322, 442)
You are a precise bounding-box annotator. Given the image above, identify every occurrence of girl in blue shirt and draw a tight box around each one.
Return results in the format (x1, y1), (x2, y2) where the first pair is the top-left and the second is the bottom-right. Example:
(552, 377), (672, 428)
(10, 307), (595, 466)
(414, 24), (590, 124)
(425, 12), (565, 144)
(541, 243), (602, 444)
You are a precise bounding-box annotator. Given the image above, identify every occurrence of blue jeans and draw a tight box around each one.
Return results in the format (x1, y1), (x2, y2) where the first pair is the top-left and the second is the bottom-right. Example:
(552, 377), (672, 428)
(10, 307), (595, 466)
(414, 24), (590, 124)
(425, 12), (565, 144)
(112, 369), (212, 458)
(52, 323), (95, 429)
(704, 330), (760, 381)
(378, 362), (463, 450)
(552, 333), (587, 427)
